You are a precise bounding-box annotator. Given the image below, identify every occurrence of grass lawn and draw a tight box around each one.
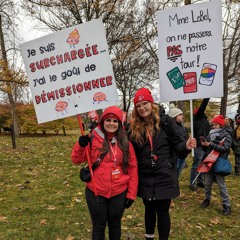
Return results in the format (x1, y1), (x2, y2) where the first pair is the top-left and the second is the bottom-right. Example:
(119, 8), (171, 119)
(0, 133), (239, 239)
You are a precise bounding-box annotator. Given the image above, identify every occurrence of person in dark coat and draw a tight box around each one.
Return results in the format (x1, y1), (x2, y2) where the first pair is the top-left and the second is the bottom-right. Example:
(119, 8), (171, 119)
(224, 117), (234, 137)
(88, 115), (99, 133)
(169, 104), (190, 179)
(128, 88), (196, 240)
(200, 115), (232, 215)
(232, 116), (240, 175)
(190, 98), (211, 191)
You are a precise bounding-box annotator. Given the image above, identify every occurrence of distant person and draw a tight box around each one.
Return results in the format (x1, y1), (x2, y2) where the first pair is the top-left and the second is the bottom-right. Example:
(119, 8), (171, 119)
(128, 88), (196, 240)
(224, 117), (234, 136)
(200, 115), (232, 215)
(232, 115), (240, 175)
(190, 98), (211, 191)
(88, 115), (99, 133)
(71, 106), (138, 240)
(169, 104), (190, 179)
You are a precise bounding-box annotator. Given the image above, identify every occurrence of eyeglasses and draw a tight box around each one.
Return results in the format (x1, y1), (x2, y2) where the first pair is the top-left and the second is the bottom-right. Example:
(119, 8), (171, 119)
(136, 101), (150, 110)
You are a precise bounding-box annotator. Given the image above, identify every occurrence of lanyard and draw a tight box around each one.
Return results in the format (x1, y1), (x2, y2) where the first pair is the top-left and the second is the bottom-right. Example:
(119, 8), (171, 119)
(146, 129), (154, 152)
(147, 129), (153, 151)
(146, 129), (157, 167)
(109, 140), (118, 166)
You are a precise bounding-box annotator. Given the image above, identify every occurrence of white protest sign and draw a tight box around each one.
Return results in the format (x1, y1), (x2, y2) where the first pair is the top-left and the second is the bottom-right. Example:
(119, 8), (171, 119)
(20, 19), (119, 124)
(157, 0), (223, 102)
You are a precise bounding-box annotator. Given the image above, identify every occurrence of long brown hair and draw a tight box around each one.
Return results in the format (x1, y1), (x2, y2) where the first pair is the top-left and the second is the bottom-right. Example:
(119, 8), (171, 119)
(100, 124), (129, 173)
(129, 103), (161, 146)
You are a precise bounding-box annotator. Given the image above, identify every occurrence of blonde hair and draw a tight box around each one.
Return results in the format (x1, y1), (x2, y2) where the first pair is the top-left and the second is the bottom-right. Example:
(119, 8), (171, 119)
(129, 103), (161, 146)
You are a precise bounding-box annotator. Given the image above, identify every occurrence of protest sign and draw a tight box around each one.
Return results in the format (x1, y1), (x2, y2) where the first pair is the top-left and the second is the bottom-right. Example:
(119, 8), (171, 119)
(157, 0), (223, 102)
(21, 19), (119, 123)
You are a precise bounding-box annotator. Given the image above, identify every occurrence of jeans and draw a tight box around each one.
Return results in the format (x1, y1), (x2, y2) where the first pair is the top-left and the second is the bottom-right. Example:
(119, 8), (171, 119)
(143, 199), (171, 240)
(177, 158), (186, 179)
(85, 187), (127, 240)
(204, 172), (230, 206)
(190, 147), (204, 185)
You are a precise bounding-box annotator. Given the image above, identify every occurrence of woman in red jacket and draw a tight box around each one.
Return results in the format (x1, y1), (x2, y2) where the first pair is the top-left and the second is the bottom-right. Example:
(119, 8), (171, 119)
(71, 106), (138, 240)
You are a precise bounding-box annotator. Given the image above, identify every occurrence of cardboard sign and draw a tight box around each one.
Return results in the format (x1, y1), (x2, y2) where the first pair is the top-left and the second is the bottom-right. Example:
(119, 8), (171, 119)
(20, 19), (119, 123)
(157, 0), (223, 101)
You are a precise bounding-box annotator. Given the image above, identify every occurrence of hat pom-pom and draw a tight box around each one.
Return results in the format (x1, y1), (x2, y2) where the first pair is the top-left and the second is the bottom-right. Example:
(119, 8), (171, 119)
(169, 103), (176, 109)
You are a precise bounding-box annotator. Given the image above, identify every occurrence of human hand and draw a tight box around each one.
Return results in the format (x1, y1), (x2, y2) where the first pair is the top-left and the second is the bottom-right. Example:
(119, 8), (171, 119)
(125, 198), (134, 209)
(201, 141), (211, 147)
(186, 136), (196, 150)
(78, 135), (91, 147)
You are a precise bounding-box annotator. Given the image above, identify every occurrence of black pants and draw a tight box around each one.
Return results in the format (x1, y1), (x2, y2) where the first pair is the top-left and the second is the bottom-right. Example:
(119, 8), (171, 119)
(85, 187), (127, 240)
(235, 154), (240, 167)
(143, 199), (171, 240)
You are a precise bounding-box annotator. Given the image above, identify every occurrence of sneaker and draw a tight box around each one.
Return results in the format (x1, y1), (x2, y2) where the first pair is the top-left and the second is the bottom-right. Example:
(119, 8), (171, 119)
(222, 205), (231, 215)
(197, 182), (205, 188)
(190, 184), (197, 191)
(200, 199), (210, 208)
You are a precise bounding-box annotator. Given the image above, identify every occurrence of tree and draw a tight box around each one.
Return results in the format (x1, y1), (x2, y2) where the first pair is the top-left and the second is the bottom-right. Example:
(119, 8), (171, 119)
(221, 0), (240, 116)
(0, 0), (29, 140)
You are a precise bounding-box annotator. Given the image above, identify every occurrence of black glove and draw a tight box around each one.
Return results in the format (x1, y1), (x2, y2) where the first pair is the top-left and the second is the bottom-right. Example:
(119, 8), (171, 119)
(79, 135), (91, 147)
(125, 198), (134, 209)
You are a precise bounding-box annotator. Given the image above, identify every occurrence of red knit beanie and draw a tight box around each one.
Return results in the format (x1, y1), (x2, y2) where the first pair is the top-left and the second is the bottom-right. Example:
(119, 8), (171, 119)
(100, 106), (123, 124)
(212, 115), (225, 126)
(133, 88), (154, 106)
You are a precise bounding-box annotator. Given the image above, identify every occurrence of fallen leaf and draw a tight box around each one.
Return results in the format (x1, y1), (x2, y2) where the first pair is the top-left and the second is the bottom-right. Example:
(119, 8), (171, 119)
(197, 223), (206, 228)
(66, 235), (75, 240)
(40, 219), (47, 224)
(0, 216), (7, 222)
(47, 205), (56, 210)
(210, 218), (221, 225)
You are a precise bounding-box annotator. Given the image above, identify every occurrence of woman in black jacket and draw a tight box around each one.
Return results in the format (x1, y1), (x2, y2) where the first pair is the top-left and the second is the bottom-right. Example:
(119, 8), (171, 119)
(128, 88), (196, 240)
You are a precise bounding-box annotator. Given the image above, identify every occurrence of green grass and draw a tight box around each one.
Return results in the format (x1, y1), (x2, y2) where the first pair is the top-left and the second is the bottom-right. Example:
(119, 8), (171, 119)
(0, 133), (239, 239)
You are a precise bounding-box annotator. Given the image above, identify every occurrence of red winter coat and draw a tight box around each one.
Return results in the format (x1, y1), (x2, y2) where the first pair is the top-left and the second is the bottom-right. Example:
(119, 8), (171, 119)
(71, 127), (138, 200)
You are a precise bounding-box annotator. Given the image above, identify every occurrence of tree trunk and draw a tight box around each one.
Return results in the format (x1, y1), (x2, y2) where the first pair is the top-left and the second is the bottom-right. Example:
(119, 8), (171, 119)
(220, 64), (228, 117)
(185, 0), (191, 5)
(177, 101), (185, 112)
(0, 14), (19, 141)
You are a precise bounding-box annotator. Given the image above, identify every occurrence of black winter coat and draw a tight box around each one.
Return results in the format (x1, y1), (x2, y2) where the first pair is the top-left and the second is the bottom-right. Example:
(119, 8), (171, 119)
(193, 98), (211, 147)
(176, 122), (190, 159)
(129, 115), (190, 201)
(232, 126), (240, 155)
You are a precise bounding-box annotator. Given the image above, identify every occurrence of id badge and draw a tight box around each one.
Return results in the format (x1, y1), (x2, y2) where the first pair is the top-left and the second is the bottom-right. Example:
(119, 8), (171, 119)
(112, 166), (121, 180)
